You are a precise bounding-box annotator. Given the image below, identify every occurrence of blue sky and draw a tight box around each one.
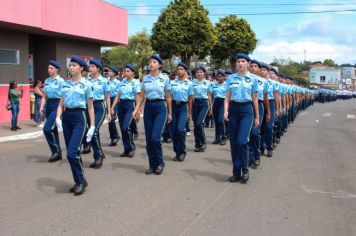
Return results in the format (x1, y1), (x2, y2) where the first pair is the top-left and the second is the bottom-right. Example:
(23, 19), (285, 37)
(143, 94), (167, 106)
(106, 0), (356, 64)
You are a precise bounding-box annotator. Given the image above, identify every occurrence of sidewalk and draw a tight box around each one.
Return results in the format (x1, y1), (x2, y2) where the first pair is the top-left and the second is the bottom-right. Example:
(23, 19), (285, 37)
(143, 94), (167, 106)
(0, 120), (44, 141)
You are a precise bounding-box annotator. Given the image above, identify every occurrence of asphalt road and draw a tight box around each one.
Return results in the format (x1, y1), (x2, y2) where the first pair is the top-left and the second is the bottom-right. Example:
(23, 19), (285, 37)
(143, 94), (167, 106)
(0, 99), (355, 236)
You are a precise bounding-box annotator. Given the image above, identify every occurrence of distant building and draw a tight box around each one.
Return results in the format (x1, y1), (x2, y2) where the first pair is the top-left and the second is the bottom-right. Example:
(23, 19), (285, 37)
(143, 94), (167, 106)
(0, 0), (128, 121)
(309, 67), (341, 88)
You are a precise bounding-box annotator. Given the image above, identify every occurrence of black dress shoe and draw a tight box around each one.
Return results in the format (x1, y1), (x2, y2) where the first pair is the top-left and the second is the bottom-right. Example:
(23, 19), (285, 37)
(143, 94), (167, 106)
(251, 159), (260, 169)
(241, 173), (249, 184)
(89, 158), (103, 169)
(173, 155), (179, 161)
(81, 146), (91, 154)
(10, 128), (17, 131)
(212, 139), (220, 144)
(127, 149), (135, 158)
(133, 133), (139, 139)
(248, 160), (253, 167)
(194, 147), (204, 152)
(154, 165), (164, 175)
(120, 152), (128, 157)
(267, 150), (273, 157)
(69, 179), (88, 193)
(73, 180), (88, 196)
(48, 152), (62, 163)
(15, 126), (21, 129)
(276, 138), (280, 144)
(227, 175), (241, 182)
(177, 153), (186, 162)
(166, 138), (172, 143)
(220, 138), (227, 145)
(201, 144), (207, 150)
(109, 138), (118, 146)
(145, 168), (155, 175)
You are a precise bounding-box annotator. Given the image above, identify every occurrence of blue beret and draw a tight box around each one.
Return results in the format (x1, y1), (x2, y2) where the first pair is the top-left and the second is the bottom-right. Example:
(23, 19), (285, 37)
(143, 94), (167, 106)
(260, 63), (270, 71)
(225, 69), (234, 75)
(235, 53), (251, 62)
(49, 60), (61, 69)
(125, 64), (136, 73)
(270, 67), (278, 74)
(217, 70), (225, 76)
(70, 55), (88, 70)
(161, 69), (171, 75)
(177, 62), (188, 70)
(89, 58), (102, 68)
(108, 65), (118, 75)
(250, 59), (261, 68)
(196, 66), (206, 73)
(150, 54), (163, 64)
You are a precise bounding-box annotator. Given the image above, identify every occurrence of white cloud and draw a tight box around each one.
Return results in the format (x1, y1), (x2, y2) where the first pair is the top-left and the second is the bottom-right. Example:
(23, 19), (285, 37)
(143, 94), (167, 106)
(134, 3), (149, 16)
(252, 40), (356, 64)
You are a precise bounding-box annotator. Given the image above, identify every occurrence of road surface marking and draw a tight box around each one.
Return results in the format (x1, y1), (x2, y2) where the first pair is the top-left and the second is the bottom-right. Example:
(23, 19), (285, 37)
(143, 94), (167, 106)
(322, 113), (331, 117)
(346, 114), (356, 119)
(302, 185), (356, 199)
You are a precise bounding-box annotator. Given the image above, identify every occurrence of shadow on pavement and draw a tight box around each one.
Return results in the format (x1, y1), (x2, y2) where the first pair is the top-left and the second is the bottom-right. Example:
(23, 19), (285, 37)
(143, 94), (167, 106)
(204, 157), (230, 166)
(111, 162), (146, 174)
(36, 177), (72, 194)
(182, 168), (228, 182)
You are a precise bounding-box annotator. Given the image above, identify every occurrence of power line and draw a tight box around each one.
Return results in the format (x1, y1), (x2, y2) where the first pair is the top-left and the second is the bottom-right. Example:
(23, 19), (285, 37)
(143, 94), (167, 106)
(128, 9), (356, 16)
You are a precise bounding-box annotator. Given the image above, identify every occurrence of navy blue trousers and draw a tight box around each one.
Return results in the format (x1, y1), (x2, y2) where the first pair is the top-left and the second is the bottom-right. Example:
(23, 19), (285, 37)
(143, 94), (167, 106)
(108, 97), (120, 140)
(249, 102), (264, 161)
(213, 98), (226, 142)
(91, 101), (106, 160)
(143, 101), (167, 169)
(43, 99), (61, 154)
(262, 100), (275, 151)
(192, 99), (209, 148)
(228, 103), (253, 176)
(62, 110), (86, 184)
(172, 101), (188, 155)
(118, 99), (135, 152)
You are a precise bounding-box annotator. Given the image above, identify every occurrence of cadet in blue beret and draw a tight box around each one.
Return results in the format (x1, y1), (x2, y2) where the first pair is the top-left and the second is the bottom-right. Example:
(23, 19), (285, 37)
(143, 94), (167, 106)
(192, 66), (212, 152)
(55, 55), (95, 195)
(107, 65), (121, 147)
(224, 52), (260, 184)
(169, 62), (193, 161)
(82, 58), (111, 169)
(111, 64), (141, 157)
(40, 60), (66, 162)
(211, 70), (227, 145)
(132, 54), (172, 175)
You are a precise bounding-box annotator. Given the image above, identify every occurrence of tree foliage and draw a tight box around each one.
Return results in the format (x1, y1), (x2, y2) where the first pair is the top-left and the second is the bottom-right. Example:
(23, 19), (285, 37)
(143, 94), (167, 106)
(323, 58), (336, 67)
(151, 0), (216, 68)
(211, 15), (257, 69)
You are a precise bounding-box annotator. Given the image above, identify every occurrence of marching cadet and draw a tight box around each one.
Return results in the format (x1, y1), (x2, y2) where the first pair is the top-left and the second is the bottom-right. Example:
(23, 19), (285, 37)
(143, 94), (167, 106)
(170, 62), (193, 162)
(192, 66), (213, 152)
(107, 66), (121, 146)
(162, 69), (173, 143)
(86, 58), (112, 169)
(224, 53), (260, 184)
(132, 55), (172, 175)
(248, 60), (270, 168)
(40, 60), (65, 162)
(111, 64), (141, 158)
(55, 55), (95, 196)
(211, 70), (227, 145)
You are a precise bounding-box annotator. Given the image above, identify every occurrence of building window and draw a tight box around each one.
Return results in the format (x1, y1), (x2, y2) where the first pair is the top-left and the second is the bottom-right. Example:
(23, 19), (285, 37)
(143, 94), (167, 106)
(0, 49), (20, 64)
(320, 76), (326, 83)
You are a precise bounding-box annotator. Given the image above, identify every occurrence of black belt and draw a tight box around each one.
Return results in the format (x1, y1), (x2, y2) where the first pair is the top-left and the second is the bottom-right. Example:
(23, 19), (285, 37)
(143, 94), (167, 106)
(65, 108), (85, 112)
(195, 98), (208, 101)
(146, 99), (165, 103)
(47, 98), (60, 101)
(258, 100), (264, 104)
(269, 99), (275, 102)
(173, 100), (187, 104)
(214, 97), (225, 100)
(231, 101), (251, 106)
(120, 99), (136, 102)
(93, 100), (104, 104)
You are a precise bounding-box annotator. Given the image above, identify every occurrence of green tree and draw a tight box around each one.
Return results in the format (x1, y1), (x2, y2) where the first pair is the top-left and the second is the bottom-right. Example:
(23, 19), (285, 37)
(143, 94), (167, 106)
(323, 59), (336, 67)
(211, 15), (257, 69)
(151, 0), (216, 68)
(128, 30), (153, 69)
(104, 46), (135, 68)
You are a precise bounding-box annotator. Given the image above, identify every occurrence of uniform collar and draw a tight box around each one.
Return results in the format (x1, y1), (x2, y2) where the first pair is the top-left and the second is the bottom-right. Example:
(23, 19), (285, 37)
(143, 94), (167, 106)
(49, 75), (60, 81)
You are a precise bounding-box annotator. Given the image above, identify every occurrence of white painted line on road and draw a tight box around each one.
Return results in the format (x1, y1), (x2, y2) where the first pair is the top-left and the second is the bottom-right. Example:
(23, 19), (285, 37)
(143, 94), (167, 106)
(302, 185), (356, 199)
(347, 114), (356, 119)
(322, 112), (332, 117)
(0, 131), (43, 143)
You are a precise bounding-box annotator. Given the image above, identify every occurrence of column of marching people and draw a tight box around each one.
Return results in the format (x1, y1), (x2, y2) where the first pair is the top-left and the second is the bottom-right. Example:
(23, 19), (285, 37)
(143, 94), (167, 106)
(39, 53), (338, 196)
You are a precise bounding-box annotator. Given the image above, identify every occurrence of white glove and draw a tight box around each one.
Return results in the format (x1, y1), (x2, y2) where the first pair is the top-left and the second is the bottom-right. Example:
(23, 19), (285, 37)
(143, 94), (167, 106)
(86, 126), (95, 142)
(55, 117), (63, 132)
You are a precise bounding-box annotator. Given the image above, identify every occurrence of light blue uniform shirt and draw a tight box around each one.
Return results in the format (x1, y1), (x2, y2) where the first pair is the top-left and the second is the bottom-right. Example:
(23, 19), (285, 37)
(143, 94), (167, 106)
(192, 79), (212, 99)
(108, 78), (120, 98)
(266, 78), (279, 99)
(255, 75), (268, 101)
(211, 81), (226, 99)
(88, 75), (110, 101)
(61, 78), (93, 109)
(44, 75), (65, 99)
(279, 82), (288, 96)
(170, 78), (193, 102)
(118, 78), (141, 100)
(141, 73), (170, 99)
(225, 72), (260, 102)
